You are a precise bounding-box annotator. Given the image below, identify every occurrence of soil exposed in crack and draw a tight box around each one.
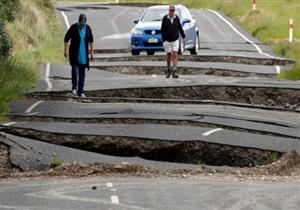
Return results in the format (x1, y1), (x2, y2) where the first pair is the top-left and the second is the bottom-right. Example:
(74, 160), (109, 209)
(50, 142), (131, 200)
(7, 116), (298, 140)
(94, 55), (295, 66)
(1, 150), (299, 181)
(68, 6), (109, 10)
(85, 86), (300, 109)
(0, 143), (21, 176)
(0, 126), (282, 168)
(95, 66), (273, 78)
(104, 3), (168, 7)
(29, 86), (300, 109)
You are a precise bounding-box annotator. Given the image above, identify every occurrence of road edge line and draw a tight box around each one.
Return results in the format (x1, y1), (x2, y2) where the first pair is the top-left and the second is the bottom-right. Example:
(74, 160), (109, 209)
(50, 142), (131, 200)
(61, 11), (70, 29)
(202, 128), (223, 136)
(45, 63), (52, 92)
(2, 122), (16, 127)
(208, 9), (278, 60)
(25, 101), (44, 114)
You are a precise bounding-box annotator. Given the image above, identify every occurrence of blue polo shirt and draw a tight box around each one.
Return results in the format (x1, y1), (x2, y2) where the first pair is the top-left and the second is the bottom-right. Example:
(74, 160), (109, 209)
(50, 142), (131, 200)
(78, 25), (87, 65)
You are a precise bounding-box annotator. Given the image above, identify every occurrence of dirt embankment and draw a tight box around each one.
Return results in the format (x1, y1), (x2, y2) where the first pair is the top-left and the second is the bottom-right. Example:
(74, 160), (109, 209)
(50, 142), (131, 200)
(1, 143), (299, 181)
(0, 143), (20, 176)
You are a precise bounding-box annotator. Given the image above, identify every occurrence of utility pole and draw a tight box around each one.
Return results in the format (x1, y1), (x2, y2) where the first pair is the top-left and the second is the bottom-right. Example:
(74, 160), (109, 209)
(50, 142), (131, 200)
(252, 0), (256, 10)
(289, 19), (294, 43)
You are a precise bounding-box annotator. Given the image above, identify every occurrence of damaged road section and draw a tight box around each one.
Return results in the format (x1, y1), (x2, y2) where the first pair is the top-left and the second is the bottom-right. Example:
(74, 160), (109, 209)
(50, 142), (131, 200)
(28, 86), (300, 109)
(0, 142), (21, 176)
(2, 122), (299, 168)
(94, 66), (273, 78)
(94, 54), (295, 66)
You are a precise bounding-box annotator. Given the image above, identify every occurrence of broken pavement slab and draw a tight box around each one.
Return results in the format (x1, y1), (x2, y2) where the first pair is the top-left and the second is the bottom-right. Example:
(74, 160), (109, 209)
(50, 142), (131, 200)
(1, 122), (299, 167)
(0, 133), (202, 172)
(8, 101), (300, 139)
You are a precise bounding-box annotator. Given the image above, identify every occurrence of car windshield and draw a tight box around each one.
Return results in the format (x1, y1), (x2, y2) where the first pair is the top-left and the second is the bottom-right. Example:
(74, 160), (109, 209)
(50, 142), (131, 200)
(141, 8), (180, 22)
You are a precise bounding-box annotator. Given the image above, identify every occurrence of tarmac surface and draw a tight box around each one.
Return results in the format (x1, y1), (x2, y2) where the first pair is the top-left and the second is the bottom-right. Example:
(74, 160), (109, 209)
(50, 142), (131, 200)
(1, 177), (299, 210)
(1, 2), (300, 210)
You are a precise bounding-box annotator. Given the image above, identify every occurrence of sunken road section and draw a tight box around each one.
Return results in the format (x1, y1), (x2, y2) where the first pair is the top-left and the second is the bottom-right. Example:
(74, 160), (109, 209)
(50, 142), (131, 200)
(94, 66), (273, 77)
(28, 86), (300, 109)
(94, 55), (295, 66)
(0, 125), (281, 168)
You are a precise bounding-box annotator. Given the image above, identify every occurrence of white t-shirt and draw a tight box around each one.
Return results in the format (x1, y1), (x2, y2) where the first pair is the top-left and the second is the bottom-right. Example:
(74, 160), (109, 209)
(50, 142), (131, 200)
(168, 15), (175, 24)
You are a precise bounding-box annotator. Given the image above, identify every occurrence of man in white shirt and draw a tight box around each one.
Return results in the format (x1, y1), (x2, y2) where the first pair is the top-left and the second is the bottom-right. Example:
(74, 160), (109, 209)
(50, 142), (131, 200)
(161, 5), (185, 78)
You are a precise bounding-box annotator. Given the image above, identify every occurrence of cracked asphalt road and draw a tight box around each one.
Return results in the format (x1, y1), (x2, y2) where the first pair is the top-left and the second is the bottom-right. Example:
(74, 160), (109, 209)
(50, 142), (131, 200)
(1, 177), (299, 210)
(1, 2), (300, 210)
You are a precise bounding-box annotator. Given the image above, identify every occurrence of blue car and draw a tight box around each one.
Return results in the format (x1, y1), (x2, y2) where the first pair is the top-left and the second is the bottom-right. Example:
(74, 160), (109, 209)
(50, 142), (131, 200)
(130, 5), (200, 56)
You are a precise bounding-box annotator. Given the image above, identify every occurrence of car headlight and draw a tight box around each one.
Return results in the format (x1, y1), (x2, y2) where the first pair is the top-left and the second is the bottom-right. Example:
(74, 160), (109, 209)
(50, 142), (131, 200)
(132, 29), (143, 35)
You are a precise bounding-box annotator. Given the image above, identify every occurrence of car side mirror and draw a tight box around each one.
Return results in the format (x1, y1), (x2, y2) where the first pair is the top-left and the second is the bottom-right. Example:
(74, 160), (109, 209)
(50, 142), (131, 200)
(182, 19), (191, 25)
(134, 19), (139, 24)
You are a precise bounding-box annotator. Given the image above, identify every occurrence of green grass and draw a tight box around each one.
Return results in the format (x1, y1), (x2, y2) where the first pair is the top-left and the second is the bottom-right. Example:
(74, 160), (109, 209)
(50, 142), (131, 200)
(50, 157), (64, 168)
(0, 58), (37, 119)
(6, 0), (65, 64)
(0, 0), (64, 120)
(264, 152), (279, 164)
(277, 63), (300, 80)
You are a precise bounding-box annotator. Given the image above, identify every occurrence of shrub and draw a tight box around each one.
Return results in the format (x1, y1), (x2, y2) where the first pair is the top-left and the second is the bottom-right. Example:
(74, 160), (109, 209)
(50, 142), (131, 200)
(0, 0), (20, 22)
(0, 0), (20, 57)
(0, 22), (10, 57)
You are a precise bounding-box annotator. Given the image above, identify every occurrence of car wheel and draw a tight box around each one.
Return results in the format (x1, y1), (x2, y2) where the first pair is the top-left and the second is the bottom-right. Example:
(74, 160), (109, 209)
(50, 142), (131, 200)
(147, 50), (155, 55)
(190, 34), (200, 55)
(178, 37), (185, 55)
(131, 50), (140, 56)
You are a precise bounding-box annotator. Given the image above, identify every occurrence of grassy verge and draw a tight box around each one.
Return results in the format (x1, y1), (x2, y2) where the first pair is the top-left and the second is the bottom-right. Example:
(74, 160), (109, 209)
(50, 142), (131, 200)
(0, 0), (64, 120)
(56, 0), (299, 80)
(6, 0), (65, 64)
(0, 58), (36, 117)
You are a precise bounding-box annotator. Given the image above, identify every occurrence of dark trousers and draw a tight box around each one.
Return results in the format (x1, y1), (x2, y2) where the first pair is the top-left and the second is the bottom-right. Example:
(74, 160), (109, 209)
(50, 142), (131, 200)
(71, 64), (86, 95)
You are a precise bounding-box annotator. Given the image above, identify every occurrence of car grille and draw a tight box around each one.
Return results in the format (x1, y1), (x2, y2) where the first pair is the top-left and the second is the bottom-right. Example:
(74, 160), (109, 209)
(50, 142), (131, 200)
(144, 30), (161, 35)
(144, 42), (163, 47)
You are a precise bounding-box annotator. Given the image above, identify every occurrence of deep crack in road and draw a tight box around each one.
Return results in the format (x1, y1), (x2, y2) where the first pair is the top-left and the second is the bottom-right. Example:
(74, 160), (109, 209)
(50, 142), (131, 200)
(1, 2), (299, 210)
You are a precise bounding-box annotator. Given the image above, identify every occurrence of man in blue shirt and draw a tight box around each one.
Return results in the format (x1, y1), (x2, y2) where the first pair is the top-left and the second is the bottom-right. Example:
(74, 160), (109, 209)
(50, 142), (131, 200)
(64, 14), (94, 97)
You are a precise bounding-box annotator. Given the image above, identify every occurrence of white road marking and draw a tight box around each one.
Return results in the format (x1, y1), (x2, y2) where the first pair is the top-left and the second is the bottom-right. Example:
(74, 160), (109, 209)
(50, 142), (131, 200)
(7, 182), (152, 210)
(0, 205), (45, 210)
(111, 195), (119, 204)
(45, 63), (52, 92)
(25, 101), (43, 114)
(202, 128), (223, 136)
(106, 182), (119, 204)
(275, 65), (281, 74)
(28, 189), (151, 210)
(106, 182), (113, 188)
(61, 11), (70, 29)
(25, 112), (39, 116)
(208, 9), (278, 59)
(101, 32), (131, 40)
(111, 7), (130, 34)
(2, 122), (16, 126)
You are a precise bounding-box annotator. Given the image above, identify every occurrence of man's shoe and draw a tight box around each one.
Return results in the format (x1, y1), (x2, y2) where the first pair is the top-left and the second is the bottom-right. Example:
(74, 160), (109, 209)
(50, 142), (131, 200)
(79, 93), (86, 98)
(172, 71), (179, 78)
(72, 89), (77, 95)
(165, 68), (171, 78)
